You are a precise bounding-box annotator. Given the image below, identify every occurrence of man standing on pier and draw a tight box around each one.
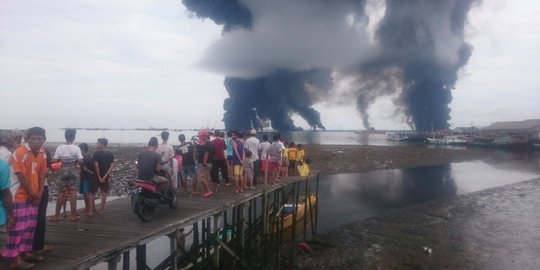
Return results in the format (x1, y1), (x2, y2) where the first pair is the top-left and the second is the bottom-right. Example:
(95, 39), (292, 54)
(196, 130), (214, 197)
(244, 129), (260, 185)
(178, 134), (197, 194)
(2, 127), (47, 269)
(156, 131), (174, 178)
(89, 138), (114, 216)
(210, 131), (228, 191)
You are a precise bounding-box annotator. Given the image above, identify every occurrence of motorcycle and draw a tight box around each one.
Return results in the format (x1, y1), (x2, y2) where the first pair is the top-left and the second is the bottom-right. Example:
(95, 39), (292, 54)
(129, 175), (177, 222)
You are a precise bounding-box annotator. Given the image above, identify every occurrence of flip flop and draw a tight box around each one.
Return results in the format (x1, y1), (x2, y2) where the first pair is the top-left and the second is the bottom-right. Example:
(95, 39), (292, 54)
(11, 261), (35, 270)
(35, 244), (55, 256)
(22, 253), (44, 262)
(47, 216), (61, 222)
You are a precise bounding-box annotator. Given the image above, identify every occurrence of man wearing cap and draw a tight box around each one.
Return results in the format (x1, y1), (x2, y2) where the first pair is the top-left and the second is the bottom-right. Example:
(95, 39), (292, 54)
(244, 129), (261, 185)
(196, 130), (214, 197)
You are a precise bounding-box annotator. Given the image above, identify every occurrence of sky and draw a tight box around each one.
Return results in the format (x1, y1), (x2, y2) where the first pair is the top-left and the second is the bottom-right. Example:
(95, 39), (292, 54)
(0, 0), (539, 131)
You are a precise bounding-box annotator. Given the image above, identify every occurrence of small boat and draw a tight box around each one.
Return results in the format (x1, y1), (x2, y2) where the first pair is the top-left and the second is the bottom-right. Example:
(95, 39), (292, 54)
(281, 194), (317, 230)
(426, 135), (467, 145)
(469, 135), (529, 147)
(386, 132), (411, 141)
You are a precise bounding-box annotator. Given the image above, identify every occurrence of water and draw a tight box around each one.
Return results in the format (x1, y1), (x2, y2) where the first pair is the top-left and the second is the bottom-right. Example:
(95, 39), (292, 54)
(44, 129), (398, 146)
(316, 160), (540, 233)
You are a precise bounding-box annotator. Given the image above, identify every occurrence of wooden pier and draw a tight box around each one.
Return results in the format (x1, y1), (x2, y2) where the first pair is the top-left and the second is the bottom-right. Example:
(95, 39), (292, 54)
(0, 175), (319, 270)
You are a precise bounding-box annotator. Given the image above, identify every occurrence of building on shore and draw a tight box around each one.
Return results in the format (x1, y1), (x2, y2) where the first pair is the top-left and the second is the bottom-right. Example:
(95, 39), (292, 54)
(482, 119), (540, 141)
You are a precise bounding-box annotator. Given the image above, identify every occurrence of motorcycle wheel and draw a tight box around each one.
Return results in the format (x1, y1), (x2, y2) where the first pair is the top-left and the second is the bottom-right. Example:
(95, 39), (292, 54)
(167, 188), (177, 209)
(134, 198), (154, 222)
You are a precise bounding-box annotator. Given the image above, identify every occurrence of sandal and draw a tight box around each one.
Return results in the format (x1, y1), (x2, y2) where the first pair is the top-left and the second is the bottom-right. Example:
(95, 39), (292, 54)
(22, 253), (44, 262)
(47, 216), (61, 222)
(11, 261), (35, 270)
(34, 244), (55, 256)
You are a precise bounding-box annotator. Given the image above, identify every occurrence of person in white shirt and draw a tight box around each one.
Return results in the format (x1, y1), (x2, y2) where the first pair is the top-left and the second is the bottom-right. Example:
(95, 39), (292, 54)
(258, 134), (271, 183)
(244, 129), (260, 185)
(156, 131), (175, 179)
(50, 129), (83, 222)
(0, 130), (23, 193)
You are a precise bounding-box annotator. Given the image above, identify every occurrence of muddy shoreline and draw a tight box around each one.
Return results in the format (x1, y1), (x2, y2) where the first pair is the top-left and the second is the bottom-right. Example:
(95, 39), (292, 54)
(298, 177), (540, 269)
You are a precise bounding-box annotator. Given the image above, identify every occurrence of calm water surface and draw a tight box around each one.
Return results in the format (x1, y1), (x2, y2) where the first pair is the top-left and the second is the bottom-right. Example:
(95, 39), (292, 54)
(317, 160), (540, 233)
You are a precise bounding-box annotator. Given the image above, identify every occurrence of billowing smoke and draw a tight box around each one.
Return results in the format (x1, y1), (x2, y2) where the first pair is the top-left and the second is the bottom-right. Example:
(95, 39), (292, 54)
(182, 0), (476, 131)
(223, 69), (331, 131)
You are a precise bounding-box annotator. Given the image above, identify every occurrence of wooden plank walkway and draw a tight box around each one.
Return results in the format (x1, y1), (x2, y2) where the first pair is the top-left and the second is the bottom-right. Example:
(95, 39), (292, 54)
(0, 176), (308, 270)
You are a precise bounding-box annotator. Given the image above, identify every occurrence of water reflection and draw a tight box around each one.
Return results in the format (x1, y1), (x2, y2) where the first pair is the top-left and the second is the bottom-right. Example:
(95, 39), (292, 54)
(317, 161), (539, 233)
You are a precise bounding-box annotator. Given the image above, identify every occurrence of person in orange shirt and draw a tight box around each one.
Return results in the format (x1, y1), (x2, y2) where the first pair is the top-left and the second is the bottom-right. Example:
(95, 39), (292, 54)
(2, 127), (47, 269)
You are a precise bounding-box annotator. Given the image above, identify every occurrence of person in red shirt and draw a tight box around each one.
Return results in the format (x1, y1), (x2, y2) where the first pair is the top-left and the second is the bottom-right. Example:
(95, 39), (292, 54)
(2, 127), (47, 269)
(210, 131), (229, 192)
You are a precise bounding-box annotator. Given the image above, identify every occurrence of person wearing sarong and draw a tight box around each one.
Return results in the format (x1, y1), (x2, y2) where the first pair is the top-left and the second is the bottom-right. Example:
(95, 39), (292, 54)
(2, 127), (47, 269)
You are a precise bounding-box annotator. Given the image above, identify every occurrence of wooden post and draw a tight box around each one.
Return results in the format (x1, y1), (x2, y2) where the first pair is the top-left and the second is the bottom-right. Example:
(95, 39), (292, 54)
(136, 245), (147, 270)
(290, 182), (300, 266)
(314, 173), (320, 236)
(107, 255), (119, 270)
(205, 217), (211, 262)
(169, 232), (178, 270)
(303, 176), (309, 241)
(202, 219), (207, 262)
(122, 251), (130, 270)
(238, 203), (245, 256)
(213, 213), (220, 268)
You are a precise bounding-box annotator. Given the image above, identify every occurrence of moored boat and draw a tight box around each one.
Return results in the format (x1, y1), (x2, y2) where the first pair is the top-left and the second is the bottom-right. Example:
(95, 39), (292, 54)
(469, 135), (528, 147)
(280, 194), (317, 230)
(426, 135), (467, 145)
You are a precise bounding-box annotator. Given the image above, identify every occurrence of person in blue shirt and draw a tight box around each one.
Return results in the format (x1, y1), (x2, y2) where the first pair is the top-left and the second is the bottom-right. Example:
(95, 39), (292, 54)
(0, 159), (14, 251)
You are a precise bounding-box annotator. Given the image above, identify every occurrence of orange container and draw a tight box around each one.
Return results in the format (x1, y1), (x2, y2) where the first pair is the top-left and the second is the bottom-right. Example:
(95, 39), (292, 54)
(51, 162), (62, 171)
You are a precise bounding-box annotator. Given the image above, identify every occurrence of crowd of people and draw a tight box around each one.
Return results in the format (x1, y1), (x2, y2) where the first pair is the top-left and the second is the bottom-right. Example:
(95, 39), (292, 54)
(0, 126), (311, 269)
(142, 128), (311, 198)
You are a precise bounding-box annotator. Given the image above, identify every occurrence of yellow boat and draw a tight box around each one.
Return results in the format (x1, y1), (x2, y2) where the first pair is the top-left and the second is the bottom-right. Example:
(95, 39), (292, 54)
(270, 194), (317, 238)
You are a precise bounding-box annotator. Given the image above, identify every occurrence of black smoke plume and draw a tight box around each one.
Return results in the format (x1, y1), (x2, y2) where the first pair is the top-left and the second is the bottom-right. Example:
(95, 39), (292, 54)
(183, 0), (476, 131)
(223, 70), (330, 131)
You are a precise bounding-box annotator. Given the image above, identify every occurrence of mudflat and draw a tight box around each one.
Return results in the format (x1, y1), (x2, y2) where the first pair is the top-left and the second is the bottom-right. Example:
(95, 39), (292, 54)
(298, 177), (540, 269)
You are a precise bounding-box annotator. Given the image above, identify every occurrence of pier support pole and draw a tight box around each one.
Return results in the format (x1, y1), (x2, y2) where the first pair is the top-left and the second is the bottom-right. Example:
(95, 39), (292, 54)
(213, 213), (220, 268)
(122, 251), (130, 270)
(136, 245), (147, 270)
(238, 203), (245, 257)
(169, 232), (178, 270)
(107, 255), (120, 270)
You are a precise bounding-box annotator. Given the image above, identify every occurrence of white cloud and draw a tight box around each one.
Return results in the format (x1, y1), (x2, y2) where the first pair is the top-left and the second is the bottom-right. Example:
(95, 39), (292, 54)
(0, 0), (539, 131)
(0, 0), (225, 130)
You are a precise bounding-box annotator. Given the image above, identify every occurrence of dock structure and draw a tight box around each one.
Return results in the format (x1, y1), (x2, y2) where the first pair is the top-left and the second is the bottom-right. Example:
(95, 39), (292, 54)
(0, 174), (319, 270)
